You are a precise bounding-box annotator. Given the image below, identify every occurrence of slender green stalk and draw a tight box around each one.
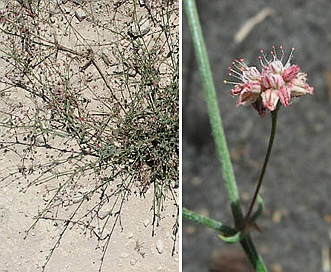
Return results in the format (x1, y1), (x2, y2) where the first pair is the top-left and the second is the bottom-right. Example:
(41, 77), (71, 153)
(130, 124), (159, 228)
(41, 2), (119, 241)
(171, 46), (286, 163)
(183, 0), (242, 229)
(240, 236), (269, 272)
(183, 1), (268, 271)
(243, 105), (280, 230)
(183, 207), (236, 235)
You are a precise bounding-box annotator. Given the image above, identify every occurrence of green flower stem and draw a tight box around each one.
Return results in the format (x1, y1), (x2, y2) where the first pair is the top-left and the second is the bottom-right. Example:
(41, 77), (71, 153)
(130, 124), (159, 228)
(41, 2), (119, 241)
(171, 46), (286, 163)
(183, 0), (268, 271)
(240, 235), (269, 272)
(243, 105), (280, 230)
(184, 0), (242, 229)
(183, 208), (237, 235)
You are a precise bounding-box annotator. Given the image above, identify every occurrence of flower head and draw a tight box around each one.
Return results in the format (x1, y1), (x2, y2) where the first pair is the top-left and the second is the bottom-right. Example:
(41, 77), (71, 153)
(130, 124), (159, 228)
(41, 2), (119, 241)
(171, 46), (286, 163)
(224, 46), (314, 116)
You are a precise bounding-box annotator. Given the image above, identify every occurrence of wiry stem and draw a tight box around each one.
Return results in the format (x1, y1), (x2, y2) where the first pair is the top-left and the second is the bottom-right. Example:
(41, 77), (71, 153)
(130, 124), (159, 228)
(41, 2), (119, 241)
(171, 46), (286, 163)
(243, 104), (280, 230)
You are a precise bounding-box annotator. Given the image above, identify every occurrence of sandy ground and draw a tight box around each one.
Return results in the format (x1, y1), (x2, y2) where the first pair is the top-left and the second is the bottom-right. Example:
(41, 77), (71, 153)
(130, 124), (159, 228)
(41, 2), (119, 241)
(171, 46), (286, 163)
(0, 0), (179, 271)
(0, 180), (178, 272)
(183, 0), (331, 271)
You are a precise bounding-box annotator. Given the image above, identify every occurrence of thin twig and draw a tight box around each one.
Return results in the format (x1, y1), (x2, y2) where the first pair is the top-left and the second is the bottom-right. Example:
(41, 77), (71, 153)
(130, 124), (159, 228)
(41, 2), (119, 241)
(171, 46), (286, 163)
(234, 8), (274, 44)
(90, 56), (126, 113)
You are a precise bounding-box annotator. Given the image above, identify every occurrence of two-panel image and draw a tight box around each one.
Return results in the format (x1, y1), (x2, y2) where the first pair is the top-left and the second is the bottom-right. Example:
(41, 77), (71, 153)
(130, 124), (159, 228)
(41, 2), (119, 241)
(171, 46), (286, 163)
(0, 0), (329, 271)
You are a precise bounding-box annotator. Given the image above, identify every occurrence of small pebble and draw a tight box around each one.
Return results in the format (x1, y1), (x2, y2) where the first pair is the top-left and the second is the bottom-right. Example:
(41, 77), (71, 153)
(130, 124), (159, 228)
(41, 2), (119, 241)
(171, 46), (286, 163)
(63, 7), (71, 14)
(34, 135), (46, 146)
(156, 240), (164, 254)
(128, 18), (150, 38)
(75, 8), (86, 22)
(71, 193), (83, 203)
(143, 219), (150, 227)
(98, 208), (111, 219)
(73, 0), (84, 4)
(100, 49), (111, 66)
(120, 252), (129, 258)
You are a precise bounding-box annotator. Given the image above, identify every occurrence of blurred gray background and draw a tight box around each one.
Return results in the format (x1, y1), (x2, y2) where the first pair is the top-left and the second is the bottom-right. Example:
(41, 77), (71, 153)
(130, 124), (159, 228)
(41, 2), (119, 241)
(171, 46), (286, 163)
(182, 0), (331, 271)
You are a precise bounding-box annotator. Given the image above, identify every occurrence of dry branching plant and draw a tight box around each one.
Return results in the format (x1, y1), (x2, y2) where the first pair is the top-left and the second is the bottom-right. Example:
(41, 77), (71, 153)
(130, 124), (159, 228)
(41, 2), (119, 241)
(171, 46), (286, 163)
(0, 0), (178, 270)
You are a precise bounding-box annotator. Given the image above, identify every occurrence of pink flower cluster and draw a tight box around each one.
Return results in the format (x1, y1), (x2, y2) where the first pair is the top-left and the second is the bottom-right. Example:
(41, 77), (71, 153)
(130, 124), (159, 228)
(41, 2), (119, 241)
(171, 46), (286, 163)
(225, 46), (314, 116)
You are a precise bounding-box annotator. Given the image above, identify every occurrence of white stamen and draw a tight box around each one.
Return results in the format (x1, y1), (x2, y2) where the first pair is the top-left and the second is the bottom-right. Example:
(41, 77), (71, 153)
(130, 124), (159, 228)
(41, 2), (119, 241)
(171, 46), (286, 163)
(284, 47), (295, 68)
